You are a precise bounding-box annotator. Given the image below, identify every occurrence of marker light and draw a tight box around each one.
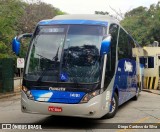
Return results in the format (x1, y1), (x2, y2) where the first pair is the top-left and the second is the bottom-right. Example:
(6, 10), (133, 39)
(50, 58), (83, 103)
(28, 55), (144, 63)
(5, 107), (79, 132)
(22, 86), (28, 92)
(80, 90), (100, 103)
(22, 86), (34, 100)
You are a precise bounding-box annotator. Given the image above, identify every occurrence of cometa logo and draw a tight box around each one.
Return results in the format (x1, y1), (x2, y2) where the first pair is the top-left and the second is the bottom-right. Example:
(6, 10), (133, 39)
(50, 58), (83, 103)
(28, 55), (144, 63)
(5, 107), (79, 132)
(49, 87), (66, 91)
(124, 61), (133, 72)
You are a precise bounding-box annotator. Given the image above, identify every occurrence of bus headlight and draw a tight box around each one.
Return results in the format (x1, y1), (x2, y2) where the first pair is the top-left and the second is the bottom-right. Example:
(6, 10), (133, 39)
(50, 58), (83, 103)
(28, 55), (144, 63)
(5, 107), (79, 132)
(22, 86), (34, 100)
(80, 90), (100, 103)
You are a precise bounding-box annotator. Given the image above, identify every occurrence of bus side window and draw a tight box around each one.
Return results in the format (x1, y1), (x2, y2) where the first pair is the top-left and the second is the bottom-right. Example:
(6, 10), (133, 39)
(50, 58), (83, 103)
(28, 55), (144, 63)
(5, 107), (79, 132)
(104, 24), (119, 88)
(128, 36), (136, 60)
(118, 28), (128, 60)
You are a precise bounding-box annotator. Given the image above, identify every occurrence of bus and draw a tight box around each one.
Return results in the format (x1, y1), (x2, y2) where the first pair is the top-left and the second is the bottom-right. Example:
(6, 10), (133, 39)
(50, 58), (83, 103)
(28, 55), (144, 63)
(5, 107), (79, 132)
(12, 14), (140, 118)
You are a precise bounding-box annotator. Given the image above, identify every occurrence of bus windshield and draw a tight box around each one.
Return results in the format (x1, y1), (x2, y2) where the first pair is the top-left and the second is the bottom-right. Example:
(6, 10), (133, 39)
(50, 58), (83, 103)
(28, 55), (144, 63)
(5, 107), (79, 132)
(25, 25), (106, 84)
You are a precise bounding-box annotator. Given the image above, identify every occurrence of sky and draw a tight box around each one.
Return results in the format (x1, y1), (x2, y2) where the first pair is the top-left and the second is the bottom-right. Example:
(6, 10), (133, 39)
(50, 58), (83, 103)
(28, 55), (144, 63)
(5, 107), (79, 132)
(42, 0), (160, 15)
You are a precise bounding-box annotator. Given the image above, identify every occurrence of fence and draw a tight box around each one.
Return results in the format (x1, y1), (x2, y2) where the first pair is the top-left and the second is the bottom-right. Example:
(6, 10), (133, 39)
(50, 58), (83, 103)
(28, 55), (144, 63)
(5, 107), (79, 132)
(0, 58), (14, 93)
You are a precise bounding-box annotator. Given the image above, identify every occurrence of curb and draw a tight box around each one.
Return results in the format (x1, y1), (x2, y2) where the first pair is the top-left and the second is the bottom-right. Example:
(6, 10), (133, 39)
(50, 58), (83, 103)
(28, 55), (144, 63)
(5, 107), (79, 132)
(0, 91), (20, 99)
(142, 89), (160, 95)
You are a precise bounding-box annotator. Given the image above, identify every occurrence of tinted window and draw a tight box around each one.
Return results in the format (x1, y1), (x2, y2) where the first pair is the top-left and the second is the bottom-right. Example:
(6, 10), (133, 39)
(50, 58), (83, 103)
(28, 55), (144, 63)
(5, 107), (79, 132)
(104, 24), (118, 88)
(140, 57), (145, 65)
(68, 25), (105, 35)
(148, 57), (154, 68)
(128, 36), (135, 59)
(26, 25), (106, 83)
(118, 28), (129, 60)
(118, 28), (136, 60)
(141, 57), (154, 68)
(61, 25), (106, 83)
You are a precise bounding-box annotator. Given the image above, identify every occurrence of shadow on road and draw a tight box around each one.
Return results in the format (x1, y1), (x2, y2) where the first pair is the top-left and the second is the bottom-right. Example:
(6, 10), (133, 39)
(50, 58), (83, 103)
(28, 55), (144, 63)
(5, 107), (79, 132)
(32, 95), (140, 129)
(34, 116), (101, 129)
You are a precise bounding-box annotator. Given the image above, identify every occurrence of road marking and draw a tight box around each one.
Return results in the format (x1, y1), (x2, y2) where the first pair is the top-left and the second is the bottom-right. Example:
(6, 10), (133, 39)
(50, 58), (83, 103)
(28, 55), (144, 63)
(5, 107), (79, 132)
(116, 116), (150, 132)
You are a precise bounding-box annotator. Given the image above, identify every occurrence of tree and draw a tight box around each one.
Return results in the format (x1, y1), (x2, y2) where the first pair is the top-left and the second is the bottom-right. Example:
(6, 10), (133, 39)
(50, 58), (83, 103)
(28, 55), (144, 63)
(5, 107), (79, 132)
(0, 0), (65, 58)
(17, 0), (65, 58)
(0, 0), (25, 58)
(121, 2), (160, 46)
(125, 6), (147, 17)
(17, 1), (65, 33)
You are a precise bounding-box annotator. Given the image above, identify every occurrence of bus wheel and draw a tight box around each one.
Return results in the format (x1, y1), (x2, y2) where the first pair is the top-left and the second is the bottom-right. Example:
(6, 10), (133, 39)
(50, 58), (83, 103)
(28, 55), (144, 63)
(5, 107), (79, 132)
(102, 93), (118, 119)
(132, 87), (139, 101)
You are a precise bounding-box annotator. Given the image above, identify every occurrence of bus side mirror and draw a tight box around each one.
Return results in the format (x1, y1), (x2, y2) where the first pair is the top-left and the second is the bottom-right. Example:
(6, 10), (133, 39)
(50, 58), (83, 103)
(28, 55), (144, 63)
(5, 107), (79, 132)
(12, 37), (20, 56)
(100, 35), (111, 55)
(12, 33), (32, 56)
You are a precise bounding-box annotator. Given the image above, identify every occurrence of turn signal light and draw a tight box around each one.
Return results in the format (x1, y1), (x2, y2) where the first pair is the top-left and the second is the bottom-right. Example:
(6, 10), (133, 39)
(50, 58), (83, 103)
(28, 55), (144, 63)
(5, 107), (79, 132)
(80, 90), (100, 103)
(22, 86), (34, 100)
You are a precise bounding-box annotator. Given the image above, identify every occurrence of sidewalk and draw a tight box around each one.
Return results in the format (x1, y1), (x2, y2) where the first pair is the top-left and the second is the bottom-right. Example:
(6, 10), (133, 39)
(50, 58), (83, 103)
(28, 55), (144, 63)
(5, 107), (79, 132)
(142, 89), (160, 95)
(0, 86), (21, 99)
(0, 90), (20, 99)
(0, 78), (21, 99)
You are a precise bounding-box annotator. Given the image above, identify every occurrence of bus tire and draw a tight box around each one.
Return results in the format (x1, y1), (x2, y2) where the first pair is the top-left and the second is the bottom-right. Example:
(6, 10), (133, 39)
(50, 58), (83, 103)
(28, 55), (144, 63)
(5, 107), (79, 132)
(102, 93), (118, 119)
(132, 87), (139, 101)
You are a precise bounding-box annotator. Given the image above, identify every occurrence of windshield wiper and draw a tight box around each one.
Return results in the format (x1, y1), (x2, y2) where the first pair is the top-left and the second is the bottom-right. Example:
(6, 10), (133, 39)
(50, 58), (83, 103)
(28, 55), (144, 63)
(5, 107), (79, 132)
(36, 47), (60, 83)
(36, 53), (51, 61)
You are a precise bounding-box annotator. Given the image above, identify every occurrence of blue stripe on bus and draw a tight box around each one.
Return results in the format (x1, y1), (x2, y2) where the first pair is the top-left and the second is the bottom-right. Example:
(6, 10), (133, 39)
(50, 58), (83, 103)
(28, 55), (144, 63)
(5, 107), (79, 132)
(38, 19), (108, 26)
(30, 90), (85, 104)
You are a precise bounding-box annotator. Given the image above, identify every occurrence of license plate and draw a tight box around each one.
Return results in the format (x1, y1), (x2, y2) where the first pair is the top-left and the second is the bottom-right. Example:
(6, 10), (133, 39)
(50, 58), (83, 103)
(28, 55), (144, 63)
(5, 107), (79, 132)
(48, 106), (62, 112)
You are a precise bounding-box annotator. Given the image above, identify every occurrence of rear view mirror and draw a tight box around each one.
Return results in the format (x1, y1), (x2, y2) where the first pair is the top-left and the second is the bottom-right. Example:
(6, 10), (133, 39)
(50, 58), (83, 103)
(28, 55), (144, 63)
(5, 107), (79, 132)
(12, 33), (32, 56)
(12, 37), (20, 56)
(100, 35), (111, 55)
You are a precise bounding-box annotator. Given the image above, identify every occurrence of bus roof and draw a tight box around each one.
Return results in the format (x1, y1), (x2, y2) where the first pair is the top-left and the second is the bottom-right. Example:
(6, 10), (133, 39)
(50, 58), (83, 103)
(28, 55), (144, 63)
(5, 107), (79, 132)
(53, 14), (119, 23)
(38, 14), (119, 26)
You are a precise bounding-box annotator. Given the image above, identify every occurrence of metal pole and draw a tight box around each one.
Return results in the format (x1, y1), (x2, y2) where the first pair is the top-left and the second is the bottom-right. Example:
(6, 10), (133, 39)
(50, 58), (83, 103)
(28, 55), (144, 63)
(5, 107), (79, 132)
(20, 68), (22, 89)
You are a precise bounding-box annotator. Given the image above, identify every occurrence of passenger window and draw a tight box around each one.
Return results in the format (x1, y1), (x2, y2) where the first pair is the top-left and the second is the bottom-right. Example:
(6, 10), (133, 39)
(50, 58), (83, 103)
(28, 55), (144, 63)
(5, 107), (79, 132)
(128, 36), (136, 59)
(118, 28), (129, 60)
(104, 24), (118, 88)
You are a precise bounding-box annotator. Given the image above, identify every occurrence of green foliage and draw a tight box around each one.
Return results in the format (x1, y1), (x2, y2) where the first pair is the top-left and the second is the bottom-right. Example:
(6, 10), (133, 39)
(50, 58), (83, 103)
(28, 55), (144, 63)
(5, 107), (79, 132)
(0, 0), (24, 58)
(121, 2), (160, 46)
(0, 41), (8, 58)
(0, 0), (65, 58)
(125, 6), (147, 17)
(55, 8), (66, 15)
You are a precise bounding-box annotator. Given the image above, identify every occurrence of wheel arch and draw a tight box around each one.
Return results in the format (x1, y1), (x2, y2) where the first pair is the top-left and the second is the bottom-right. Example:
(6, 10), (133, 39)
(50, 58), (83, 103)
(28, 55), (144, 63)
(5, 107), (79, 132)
(114, 87), (119, 98)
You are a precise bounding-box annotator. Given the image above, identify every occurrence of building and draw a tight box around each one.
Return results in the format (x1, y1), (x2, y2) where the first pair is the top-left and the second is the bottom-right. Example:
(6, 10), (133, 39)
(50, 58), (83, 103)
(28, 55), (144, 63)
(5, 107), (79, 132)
(132, 44), (160, 90)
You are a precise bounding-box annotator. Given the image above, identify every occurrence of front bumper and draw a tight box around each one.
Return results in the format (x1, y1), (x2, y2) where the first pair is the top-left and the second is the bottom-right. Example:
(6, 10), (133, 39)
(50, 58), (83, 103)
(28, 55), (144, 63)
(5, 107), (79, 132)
(21, 91), (109, 118)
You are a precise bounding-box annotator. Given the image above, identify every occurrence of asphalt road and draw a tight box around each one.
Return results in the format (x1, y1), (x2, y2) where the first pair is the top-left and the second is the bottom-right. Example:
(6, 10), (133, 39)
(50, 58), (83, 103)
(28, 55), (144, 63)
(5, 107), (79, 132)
(0, 91), (160, 132)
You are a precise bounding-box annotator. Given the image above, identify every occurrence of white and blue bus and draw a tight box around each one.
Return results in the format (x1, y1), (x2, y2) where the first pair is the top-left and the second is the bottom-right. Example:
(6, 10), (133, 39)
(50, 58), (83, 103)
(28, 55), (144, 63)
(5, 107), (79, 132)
(12, 15), (140, 118)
